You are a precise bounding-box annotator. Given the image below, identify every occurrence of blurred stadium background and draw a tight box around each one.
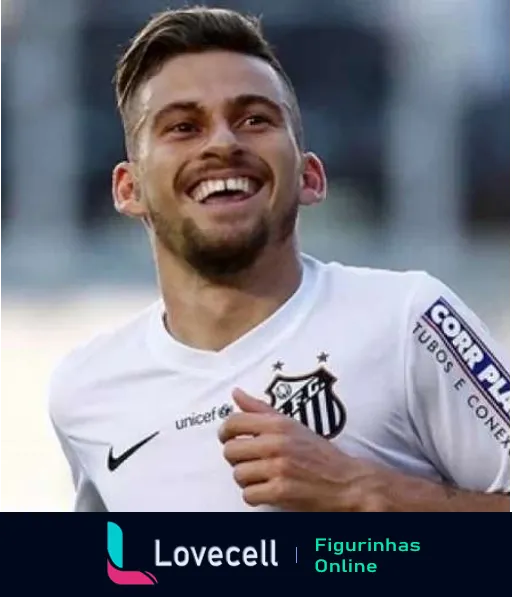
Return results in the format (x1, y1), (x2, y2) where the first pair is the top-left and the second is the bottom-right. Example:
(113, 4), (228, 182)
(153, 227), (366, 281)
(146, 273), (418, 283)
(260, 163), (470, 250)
(1, 0), (509, 511)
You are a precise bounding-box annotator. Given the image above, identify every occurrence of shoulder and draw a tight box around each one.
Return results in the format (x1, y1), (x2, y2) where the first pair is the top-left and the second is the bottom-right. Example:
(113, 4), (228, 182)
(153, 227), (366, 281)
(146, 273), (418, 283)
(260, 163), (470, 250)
(322, 259), (426, 287)
(306, 255), (493, 339)
(313, 257), (472, 312)
(48, 300), (161, 427)
(309, 255), (432, 306)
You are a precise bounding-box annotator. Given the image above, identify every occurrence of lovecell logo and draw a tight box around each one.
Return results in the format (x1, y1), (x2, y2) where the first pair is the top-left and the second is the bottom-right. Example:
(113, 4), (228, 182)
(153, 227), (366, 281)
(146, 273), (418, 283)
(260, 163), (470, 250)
(107, 522), (158, 585)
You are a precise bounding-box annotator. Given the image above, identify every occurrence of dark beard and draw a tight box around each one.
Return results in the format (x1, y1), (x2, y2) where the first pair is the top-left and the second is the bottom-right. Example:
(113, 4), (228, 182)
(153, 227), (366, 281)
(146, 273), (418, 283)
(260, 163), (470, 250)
(179, 214), (269, 281)
(148, 200), (298, 283)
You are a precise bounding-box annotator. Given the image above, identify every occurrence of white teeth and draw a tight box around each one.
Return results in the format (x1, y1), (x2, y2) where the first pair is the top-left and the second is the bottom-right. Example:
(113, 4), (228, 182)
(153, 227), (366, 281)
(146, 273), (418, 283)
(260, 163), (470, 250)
(191, 177), (256, 203)
(226, 178), (237, 191)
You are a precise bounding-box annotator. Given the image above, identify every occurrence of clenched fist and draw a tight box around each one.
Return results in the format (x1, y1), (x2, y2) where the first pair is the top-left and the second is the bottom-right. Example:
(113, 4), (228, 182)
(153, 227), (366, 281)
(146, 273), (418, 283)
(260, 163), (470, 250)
(218, 388), (394, 512)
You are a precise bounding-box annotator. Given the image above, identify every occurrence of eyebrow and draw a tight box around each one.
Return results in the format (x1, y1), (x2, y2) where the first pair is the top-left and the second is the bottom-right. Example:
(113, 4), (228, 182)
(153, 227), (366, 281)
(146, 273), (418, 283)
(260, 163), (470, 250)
(230, 94), (286, 114)
(150, 94), (288, 130)
(150, 101), (200, 130)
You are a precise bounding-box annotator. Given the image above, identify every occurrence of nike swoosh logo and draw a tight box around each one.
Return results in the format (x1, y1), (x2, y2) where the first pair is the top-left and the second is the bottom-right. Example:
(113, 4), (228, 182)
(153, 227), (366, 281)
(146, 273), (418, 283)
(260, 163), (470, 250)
(107, 431), (160, 472)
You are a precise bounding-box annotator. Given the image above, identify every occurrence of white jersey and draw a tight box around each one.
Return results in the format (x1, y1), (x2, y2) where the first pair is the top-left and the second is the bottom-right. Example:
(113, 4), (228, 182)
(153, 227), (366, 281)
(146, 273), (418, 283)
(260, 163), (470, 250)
(48, 255), (510, 512)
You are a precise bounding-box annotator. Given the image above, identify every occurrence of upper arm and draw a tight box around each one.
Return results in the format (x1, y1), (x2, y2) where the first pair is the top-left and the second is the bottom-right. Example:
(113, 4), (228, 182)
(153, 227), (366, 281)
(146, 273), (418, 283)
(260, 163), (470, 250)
(51, 419), (107, 512)
(404, 273), (509, 493)
(48, 357), (107, 513)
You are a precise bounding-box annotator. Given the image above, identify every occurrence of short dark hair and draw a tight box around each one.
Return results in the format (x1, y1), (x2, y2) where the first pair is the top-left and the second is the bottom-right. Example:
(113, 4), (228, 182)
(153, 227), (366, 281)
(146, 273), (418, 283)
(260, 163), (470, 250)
(114, 6), (304, 156)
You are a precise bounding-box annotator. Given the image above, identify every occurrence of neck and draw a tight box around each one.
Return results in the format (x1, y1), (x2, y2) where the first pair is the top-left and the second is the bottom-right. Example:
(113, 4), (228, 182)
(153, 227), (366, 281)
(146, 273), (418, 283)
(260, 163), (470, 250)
(155, 238), (302, 351)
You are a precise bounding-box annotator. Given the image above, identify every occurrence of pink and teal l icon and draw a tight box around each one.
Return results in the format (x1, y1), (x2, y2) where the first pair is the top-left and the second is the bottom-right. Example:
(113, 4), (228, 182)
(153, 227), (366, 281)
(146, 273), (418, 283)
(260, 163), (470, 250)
(107, 522), (158, 585)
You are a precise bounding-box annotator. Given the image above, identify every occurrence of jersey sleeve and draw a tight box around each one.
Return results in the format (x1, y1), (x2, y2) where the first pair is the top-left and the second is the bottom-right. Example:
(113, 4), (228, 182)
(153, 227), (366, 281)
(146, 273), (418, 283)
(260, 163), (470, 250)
(404, 272), (509, 493)
(50, 419), (107, 512)
(48, 356), (108, 513)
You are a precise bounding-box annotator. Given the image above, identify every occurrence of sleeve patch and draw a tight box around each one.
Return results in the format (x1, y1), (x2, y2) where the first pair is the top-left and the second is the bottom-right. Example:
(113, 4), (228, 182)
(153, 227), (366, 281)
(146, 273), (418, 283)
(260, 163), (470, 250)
(419, 297), (509, 424)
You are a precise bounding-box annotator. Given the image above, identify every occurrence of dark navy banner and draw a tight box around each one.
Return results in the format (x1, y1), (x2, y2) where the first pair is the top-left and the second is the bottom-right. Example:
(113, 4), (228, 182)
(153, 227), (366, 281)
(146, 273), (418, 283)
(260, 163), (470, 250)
(2, 514), (509, 594)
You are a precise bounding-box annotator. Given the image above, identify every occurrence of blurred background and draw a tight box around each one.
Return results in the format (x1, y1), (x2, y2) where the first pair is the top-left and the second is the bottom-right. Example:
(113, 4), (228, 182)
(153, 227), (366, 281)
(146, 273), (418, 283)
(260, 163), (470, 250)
(1, 0), (509, 511)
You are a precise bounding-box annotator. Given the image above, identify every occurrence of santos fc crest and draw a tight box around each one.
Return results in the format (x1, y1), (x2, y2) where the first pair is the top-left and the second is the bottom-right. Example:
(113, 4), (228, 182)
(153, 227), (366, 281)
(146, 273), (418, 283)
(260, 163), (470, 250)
(265, 367), (346, 439)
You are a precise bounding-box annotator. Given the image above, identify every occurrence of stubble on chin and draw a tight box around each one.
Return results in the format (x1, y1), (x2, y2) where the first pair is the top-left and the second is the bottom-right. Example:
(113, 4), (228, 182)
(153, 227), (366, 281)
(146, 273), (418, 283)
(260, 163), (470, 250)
(147, 194), (299, 282)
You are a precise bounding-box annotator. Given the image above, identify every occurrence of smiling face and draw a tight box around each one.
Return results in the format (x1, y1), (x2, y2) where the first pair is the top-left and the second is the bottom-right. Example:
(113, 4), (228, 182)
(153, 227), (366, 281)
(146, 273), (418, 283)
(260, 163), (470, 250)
(113, 50), (326, 280)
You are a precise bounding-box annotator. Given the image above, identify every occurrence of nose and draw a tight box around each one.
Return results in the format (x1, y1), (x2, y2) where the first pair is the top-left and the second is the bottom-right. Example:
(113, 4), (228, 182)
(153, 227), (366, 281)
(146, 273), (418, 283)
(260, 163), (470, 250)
(200, 121), (243, 161)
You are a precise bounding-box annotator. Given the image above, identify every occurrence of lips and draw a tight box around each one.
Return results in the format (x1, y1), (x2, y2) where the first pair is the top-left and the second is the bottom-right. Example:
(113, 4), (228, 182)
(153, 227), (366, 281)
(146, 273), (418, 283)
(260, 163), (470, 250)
(185, 172), (265, 204)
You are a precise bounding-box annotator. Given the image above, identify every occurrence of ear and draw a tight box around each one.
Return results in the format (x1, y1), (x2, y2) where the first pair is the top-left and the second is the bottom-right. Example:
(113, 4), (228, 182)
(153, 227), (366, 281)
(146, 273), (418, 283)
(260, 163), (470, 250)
(112, 161), (148, 219)
(298, 152), (327, 206)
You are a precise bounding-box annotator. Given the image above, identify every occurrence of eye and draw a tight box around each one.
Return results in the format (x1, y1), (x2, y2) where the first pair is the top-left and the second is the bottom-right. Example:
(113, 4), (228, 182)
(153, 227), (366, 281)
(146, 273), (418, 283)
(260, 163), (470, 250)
(241, 114), (272, 128)
(165, 122), (198, 135)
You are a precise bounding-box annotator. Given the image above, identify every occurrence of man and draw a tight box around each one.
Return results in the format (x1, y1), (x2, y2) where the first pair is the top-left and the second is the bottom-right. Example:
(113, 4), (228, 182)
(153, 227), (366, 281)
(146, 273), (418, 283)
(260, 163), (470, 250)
(49, 7), (509, 512)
